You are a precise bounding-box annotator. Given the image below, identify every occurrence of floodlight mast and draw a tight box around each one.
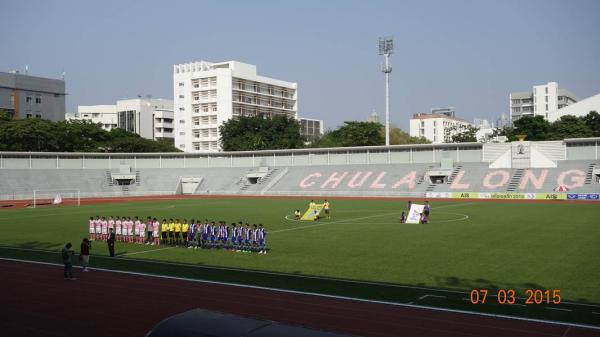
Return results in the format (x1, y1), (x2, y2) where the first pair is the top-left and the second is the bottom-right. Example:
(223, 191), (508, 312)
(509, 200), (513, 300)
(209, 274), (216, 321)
(379, 37), (393, 146)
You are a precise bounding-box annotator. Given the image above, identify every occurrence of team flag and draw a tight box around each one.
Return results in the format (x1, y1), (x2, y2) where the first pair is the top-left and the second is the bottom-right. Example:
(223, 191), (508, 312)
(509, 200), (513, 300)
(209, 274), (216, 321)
(406, 204), (424, 224)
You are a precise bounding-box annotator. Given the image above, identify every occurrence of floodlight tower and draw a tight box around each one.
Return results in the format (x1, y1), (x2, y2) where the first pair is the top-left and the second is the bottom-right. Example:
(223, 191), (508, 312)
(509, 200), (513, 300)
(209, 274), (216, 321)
(379, 37), (393, 146)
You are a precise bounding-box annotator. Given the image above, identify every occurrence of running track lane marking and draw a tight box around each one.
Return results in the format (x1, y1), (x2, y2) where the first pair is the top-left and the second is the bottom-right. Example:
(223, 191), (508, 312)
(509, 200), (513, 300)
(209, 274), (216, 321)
(418, 294), (447, 300)
(276, 202), (473, 234)
(1, 256), (599, 332)
(2, 244), (599, 310)
(121, 247), (175, 256)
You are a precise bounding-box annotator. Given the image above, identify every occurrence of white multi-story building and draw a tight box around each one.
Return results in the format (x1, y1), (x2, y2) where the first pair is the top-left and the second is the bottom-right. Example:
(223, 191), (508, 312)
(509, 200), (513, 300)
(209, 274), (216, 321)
(67, 98), (174, 140)
(409, 109), (472, 144)
(299, 118), (323, 141)
(66, 105), (117, 131)
(173, 60), (297, 152)
(510, 82), (578, 122)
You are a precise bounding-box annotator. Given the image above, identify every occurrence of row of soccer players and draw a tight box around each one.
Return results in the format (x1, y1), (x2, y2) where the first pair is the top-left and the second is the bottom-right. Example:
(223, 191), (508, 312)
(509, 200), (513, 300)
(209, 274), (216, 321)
(87, 216), (268, 253)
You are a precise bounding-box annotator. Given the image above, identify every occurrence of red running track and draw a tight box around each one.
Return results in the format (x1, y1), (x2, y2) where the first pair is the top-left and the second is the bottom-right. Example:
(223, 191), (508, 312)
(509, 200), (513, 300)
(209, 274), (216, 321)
(1, 259), (598, 337)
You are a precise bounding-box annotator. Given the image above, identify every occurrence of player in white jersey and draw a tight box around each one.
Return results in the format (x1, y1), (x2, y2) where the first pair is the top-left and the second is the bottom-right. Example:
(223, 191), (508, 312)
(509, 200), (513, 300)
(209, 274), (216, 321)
(126, 217), (134, 243)
(133, 217), (141, 244)
(94, 216), (101, 240)
(115, 217), (122, 242)
(137, 218), (145, 244)
(101, 217), (108, 241)
(152, 218), (160, 246)
(108, 216), (115, 235)
(88, 217), (95, 241)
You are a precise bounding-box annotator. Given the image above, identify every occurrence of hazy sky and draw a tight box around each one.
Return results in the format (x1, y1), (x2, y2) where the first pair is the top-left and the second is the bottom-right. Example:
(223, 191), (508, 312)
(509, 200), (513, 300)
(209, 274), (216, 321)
(2, 0), (599, 130)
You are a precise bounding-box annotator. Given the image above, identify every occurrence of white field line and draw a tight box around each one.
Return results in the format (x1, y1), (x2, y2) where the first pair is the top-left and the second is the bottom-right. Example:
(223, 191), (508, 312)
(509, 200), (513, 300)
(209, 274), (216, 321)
(1, 245), (599, 310)
(121, 247), (175, 256)
(1, 257), (599, 332)
(276, 202), (472, 234)
(545, 307), (572, 312)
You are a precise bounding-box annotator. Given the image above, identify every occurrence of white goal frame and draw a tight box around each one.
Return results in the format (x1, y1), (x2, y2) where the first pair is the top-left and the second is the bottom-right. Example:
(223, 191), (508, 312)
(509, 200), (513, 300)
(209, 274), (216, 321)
(32, 189), (81, 208)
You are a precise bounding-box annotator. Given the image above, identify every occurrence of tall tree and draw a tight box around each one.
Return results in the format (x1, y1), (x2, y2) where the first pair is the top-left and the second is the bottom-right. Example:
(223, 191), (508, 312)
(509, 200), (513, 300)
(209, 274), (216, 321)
(549, 115), (593, 139)
(219, 115), (303, 151)
(445, 124), (480, 143)
(583, 111), (600, 137)
(511, 115), (551, 141)
(389, 125), (430, 144)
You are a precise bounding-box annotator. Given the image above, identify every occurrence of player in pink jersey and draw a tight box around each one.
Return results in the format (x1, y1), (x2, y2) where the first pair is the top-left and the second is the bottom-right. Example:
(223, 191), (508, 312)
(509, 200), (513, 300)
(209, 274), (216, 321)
(137, 219), (146, 244)
(107, 216), (115, 235)
(94, 216), (101, 240)
(133, 217), (140, 244)
(152, 218), (160, 246)
(100, 217), (108, 241)
(125, 217), (133, 243)
(88, 217), (95, 241)
(115, 216), (122, 242)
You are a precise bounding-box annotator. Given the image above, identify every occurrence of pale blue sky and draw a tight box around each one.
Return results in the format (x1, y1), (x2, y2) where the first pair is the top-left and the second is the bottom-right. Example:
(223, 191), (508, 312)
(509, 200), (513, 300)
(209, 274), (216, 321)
(2, 0), (599, 130)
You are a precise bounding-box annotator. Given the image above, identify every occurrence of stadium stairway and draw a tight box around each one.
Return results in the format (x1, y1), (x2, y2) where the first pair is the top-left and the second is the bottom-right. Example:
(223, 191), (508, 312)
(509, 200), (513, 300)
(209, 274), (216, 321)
(506, 169), (524, 192)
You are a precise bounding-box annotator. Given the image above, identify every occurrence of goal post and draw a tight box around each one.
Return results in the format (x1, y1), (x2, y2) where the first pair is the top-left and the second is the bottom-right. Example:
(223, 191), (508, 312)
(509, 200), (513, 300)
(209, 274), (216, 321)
(32, 189), (81, 208)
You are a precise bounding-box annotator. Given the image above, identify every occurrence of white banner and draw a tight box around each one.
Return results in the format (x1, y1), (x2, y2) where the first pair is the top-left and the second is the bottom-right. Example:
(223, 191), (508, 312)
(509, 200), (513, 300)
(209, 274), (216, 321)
(406, 204), (425, 224)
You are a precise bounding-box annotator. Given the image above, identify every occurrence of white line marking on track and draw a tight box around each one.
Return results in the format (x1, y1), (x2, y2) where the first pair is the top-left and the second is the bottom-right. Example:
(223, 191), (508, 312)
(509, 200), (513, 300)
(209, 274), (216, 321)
(121, 247), (175, 256)
(418, 294), (447, 300)
(545, 307), (572, 312)
(1, 256), (598, 332)
(561, 326), (571, 337)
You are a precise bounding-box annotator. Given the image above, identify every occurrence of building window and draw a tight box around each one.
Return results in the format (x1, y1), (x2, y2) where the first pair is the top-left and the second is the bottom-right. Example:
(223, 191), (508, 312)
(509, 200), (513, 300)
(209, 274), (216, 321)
(26, 96), (32, 103)
(545, 96), (548, 102)
(26, 114), (32, 118)
(420, 121), (425, 127)
(545, 104), (548, 111)
(545, 87), (548, 94)
(35, 97), (42, 104)
(179, 107), (184, 111)
(178, 82), (184, 87)
(179, 119), (185, 123)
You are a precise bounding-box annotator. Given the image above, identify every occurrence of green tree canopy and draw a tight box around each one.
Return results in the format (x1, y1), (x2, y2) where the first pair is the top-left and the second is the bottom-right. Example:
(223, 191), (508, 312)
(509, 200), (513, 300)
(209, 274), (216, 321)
(550, 115), (593, 139)
(219, 115), (304, 151)
(0, 118), (180, 152)
(583, 111), (600, 137)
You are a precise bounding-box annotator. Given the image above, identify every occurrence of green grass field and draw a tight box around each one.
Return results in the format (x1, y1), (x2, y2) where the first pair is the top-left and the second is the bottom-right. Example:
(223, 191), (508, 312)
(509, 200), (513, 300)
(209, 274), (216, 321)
(1, 197), (599, 325)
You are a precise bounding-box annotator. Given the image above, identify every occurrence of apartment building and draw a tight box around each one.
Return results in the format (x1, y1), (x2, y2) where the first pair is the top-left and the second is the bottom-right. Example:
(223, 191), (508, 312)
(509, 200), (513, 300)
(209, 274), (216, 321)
(173, 60), (297, 152)
(510, 82), (578, 121)
(409, 108), (472, 144)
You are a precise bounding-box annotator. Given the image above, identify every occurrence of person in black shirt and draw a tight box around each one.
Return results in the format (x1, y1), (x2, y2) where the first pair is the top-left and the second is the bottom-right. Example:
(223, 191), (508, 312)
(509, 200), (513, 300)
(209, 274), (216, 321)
(107, 228), (116, 257)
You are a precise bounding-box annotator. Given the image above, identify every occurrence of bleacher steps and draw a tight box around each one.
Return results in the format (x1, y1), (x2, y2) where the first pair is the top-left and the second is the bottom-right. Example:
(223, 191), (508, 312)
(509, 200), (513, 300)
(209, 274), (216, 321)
(506, 169), (524, 192)
(585, 163), (594, 184)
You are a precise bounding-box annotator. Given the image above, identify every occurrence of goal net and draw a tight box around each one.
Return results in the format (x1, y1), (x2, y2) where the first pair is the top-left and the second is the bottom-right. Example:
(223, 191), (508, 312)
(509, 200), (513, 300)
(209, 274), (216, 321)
(32, 189), (81, 208)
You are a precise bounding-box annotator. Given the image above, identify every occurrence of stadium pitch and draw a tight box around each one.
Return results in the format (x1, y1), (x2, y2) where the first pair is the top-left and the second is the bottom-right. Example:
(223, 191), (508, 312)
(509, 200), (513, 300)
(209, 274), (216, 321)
(0, 196), (599, 327)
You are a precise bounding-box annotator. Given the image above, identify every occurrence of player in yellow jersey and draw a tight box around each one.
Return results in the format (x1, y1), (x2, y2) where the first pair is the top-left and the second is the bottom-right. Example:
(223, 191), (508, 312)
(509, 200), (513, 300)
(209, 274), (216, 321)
(323, 200), (330, 219)
(168, 219), (175, 246)
(309, 200), (316, 209)
(161, 218), (168, 244)
(174, 219), (182, 246)
(181, 219), (189, 247)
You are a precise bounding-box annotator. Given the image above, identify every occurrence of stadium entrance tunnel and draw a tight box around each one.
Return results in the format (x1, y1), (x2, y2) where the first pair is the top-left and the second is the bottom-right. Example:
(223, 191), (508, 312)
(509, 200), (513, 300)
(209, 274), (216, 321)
(146, 308), (354, 337)
(426, 169), (451, 184)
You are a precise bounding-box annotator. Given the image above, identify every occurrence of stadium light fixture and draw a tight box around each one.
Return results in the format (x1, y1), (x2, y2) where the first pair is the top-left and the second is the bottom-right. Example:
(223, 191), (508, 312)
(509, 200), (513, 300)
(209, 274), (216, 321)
(379, 37), (393, 146)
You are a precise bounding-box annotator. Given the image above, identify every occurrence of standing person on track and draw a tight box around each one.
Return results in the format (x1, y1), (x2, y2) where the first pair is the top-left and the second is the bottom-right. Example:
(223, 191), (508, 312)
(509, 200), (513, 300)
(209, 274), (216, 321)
(62, 242), (76, 280)
(107, 228), (116, 257)
(80, 238), (91, 272)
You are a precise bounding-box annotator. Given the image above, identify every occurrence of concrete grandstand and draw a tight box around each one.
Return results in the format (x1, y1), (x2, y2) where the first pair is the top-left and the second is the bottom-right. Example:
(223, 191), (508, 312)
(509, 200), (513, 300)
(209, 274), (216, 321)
(0, 138), (599, 202)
